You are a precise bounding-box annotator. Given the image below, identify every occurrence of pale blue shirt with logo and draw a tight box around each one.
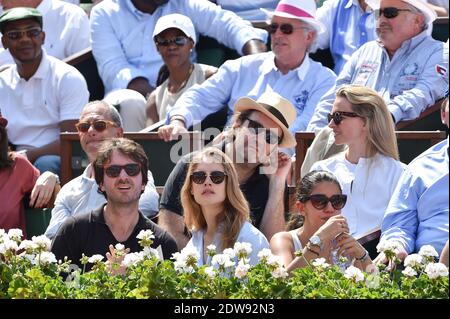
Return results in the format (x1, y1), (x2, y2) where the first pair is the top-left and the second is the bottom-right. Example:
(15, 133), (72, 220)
(380, 139), (449, 255)
(307, 31), (448, 131)
(90, 0), (268, 94)
(166, 52), (336, 134)
(315, 0), (376, 74)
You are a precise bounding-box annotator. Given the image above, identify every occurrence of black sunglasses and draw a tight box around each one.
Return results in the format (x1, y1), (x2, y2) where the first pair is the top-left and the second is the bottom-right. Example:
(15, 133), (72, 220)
(75, 120), (117, 133)
(374, 7), (413, 19)
(245, 118), (282, 145)
(327, 111), (361, 125)
(268, 23), (308, 35)
(300, 194), (347, 210)
(104, 163), (141, 178)
(156, 36), (189, 47)
(4, 27), (42, 40)
(191, 171), (227, 184)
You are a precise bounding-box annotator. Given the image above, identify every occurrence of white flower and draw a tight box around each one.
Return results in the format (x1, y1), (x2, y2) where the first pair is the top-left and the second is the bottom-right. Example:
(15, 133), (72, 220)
(19, 240), (38, 252)
(234, 242), (252, 258)
(0, 239), (19, 254)
(171, 246), (199, 273)
(88, 254), (104, 264)
(211, 253), (235, 269)
(404, 254), (423, 268)
(0, 229), (6, 243)
(344, 266), (365, 282)
(206, 244), (216, 254)
(222, 248), (236, 259)
(204, 266), (216, 278)
(257, 248), (273, 262)
(142, 246), (161, 259)
(267, 254), (283, 268)
(418, 245), (439, 258)
(115, 243), (125, 251)
(402, 266), (418, 277)
(425, 263), (449, 279)
(31, 235), (51, 251)
(122, 252), (144, 267)
(376, 240), (402, 253)
(136, 229), (155, 241)
(7, 229), (23, 241)
(271, 266), (288, 279)
(234, 261), (251, 279)
(312, 258), (330, 269)
(35, 251), (57, 265)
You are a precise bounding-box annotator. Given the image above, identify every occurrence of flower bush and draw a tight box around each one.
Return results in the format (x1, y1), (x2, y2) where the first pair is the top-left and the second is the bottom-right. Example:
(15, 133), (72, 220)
(0, 229), (448, 299)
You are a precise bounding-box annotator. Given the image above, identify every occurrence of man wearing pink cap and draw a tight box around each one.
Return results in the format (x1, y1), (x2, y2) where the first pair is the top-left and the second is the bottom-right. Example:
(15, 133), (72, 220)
(159, 0), (336, 145)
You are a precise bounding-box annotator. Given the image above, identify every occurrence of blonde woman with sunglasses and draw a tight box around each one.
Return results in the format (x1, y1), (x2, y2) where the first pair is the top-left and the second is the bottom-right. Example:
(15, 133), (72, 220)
(181, 147), (269, 266)
(310, 85), (406, 238)
(271, 170), (372, 272)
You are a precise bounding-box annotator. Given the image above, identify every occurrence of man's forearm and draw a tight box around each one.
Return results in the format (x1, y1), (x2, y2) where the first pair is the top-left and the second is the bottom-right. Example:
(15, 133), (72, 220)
(259, 179), (286, 241)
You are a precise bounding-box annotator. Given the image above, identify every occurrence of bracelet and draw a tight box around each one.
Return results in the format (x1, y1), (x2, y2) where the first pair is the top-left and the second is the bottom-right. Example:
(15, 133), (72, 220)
(170, 115), (186, 125)
(305, 244), (320, 257)
(356, 249), (369, 261)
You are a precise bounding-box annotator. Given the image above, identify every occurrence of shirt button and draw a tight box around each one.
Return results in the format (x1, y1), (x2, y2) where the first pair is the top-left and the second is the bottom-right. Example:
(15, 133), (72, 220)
(361, 32), (366, 36)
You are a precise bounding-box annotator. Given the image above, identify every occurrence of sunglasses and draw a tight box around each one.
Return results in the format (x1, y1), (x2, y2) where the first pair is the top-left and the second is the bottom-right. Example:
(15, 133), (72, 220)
(75, 120), (117, 133)
(374, 7), (413, 19)
(245, 118), (282, 145)
(300, 194), (347, 210)
(191, 171), (227, 184)
(156, 36), (189, 47)
(104, 163), (141, 178)
(327, 111), (361, 125)
(268, 23), (308, 35)
(4, 27), (42, 40)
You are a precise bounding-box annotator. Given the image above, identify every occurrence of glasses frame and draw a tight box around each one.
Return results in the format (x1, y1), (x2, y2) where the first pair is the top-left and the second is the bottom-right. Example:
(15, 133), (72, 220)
(4, 27), (42, 40)
(268, 23), (309, 35)
(191, 171), (227, 185)
(104, 163), (141, 178)
(299, 194), (347, 210)
(374, 7), (413, 19)
(75, 120), (117, 133)
(155, 36), (189, 47)
(244, 118), (282, 145)
(327, 111), (361, 125)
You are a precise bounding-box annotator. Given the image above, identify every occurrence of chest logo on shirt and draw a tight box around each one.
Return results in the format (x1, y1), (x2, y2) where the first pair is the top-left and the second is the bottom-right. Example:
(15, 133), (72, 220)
(293, 90), (309, 112)
(401, 63), (419, 79)
(353, 61), (378, 86)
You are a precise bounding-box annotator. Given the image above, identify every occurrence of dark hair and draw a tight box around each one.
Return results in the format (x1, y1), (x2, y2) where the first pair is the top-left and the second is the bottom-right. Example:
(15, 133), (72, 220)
(0, 126), (14, 170)
(93, 138), (149, 198)
(286, 170), (342, 230)
(156, 64), (170, 86)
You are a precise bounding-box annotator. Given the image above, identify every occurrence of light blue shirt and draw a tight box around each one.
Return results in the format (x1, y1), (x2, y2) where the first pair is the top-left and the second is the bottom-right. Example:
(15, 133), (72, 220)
(315, 0), (376, 74)
(380, 139), (449, 255)
(90, 0), (268, 94)
(214, 0), (278, 20)
(45, 164), (160, 239)
(185, 221), (269, 266)
(307, 31), (448, 131)
(167, 52), (336, 134)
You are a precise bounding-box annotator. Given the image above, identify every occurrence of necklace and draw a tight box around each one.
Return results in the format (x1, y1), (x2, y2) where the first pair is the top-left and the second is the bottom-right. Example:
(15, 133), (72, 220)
(168, 64), (194, 94)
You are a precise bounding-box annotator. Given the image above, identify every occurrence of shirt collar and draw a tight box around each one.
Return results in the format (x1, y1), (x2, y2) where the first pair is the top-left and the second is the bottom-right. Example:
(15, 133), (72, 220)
(90, 204), (150, 230)
(261, 52), (311, 81)
(37, 0), (51, 16)
(9, 49), (49, 87)
(345, 0), (356, 9)
(126, 0), (166, 19)
(377, 30), (429, 55)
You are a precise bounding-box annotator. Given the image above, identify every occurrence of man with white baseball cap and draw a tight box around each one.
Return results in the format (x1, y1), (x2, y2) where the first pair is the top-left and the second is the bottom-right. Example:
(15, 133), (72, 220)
(159, 0), (336, 145)
(308, 0), (447, 131)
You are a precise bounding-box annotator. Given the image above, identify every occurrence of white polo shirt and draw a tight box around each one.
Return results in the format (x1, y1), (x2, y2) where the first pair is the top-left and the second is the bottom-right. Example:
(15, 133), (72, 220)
(0, 50), (89, 149)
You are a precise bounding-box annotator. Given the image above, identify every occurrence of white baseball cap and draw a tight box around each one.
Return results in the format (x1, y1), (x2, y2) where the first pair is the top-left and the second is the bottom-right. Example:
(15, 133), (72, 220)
(153, 13), (197, 44)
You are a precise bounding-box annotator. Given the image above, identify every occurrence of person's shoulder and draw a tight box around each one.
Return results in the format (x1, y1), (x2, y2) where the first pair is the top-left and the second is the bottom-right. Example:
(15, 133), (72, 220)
(409, 139), (448, 166)
(141, 217), (178, 243)
(308, 57), (337, 77)
(47, 55), (84, 78)
(242, 221), (264, 237)
(51, 0), (87, 16)
(91, 0), (121, 16)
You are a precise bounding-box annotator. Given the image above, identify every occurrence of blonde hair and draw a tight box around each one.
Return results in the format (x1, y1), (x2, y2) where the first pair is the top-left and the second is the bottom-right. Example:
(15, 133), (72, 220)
(181, 147), (250, 250)
(336, 85), (399, 160)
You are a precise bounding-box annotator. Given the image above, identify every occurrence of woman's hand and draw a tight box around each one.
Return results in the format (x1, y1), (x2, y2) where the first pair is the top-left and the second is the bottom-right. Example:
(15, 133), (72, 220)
(315, 215), (349, 242)
(29, 172), (59, 208)
(335, 233), (365, 260)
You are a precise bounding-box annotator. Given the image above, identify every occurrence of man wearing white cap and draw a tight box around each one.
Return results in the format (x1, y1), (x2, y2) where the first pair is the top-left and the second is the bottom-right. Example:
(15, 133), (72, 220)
(308, 0), (448, 131)
(90, 0), (268, 98)
(159, 0), (336, 143)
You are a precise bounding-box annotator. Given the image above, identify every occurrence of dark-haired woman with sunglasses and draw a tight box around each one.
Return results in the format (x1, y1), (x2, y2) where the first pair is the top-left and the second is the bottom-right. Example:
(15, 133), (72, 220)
(180, 147), (269, 266)
(144, 14), (217, 125)
(310, 85), (406, 238)
(271, 170), (372, 272)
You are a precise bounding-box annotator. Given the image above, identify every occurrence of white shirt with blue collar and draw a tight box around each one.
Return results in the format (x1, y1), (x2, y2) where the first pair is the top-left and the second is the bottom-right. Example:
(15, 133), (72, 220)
(380, 138), (449, 255)
(167, 51), (336, 133)
(90, 0), (268, 94)
(315, 0), (376, 74)
(308, 30), (448, 131)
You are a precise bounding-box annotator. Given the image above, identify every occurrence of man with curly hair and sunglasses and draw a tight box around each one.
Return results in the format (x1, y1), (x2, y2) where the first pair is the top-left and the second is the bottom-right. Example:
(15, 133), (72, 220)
(308, 0), (448, 131)
(44, 101), (160, 239)
(51, 137), (177, 272)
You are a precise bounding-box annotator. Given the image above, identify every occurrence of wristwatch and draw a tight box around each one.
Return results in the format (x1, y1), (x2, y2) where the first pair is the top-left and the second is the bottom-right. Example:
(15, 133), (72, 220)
(308, 235), (324, 251)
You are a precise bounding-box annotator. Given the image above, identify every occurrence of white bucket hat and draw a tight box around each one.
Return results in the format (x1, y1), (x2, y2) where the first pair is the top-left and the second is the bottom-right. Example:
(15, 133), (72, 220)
(153, 13), (197, 44)
(366, 0), (437, 24)
(261, 0), (325, 33)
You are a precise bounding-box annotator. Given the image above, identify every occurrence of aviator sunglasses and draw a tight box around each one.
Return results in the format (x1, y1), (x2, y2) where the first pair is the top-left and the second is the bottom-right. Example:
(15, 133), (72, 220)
(327, 111), (361, 125)
(299, 194), (347, 210)
(104, 163), (141, 178)
(191, 171), (227, 184)
(268, 23), (308, 35)
(156, 36), (189, 47)
(4, 27), (42, 40)
(75, 120), (117, 133)
(374, 7), (413, 19)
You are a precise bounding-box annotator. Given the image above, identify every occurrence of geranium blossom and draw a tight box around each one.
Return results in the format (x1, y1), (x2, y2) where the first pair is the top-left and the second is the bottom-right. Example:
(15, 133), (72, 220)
(425, 263), (449, 279)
